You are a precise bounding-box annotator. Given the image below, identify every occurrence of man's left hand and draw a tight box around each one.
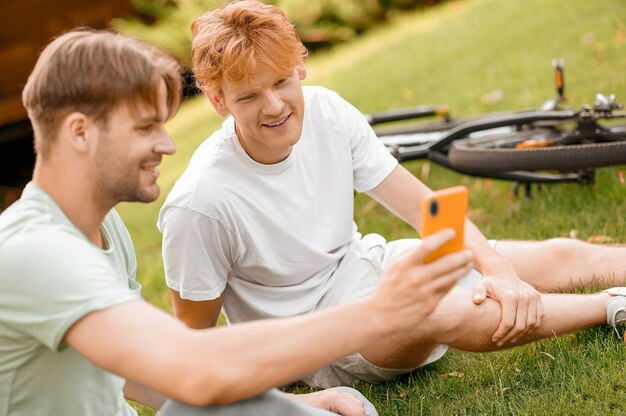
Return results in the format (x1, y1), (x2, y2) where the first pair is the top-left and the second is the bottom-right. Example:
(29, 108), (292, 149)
(471, 269), (543, 346)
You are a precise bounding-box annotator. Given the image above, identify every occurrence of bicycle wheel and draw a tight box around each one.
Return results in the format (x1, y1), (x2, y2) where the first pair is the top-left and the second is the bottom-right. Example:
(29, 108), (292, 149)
(447, 126), (626, 173)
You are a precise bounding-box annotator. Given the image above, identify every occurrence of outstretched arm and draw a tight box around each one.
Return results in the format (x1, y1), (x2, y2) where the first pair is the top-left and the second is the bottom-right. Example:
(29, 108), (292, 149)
(65, 230), (470, 406)
(365, 164), (543, 345)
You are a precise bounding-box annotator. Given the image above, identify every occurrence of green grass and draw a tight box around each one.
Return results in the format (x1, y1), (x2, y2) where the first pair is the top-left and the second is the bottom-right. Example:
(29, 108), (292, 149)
(119, 0), (626, 414)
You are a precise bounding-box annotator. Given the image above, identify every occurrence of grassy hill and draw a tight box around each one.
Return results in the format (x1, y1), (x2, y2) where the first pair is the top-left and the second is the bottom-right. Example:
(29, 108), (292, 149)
(120, 0), (626, 414)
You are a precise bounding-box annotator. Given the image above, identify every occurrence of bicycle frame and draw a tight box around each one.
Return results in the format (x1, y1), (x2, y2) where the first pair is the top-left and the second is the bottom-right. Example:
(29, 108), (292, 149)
(390, 110), (591, 183)
(367, 60), (626, 186)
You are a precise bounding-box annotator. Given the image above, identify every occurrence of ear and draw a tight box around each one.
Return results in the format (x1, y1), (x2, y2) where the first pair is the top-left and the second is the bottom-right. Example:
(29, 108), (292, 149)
(296, 60), (307, 81)
(63, 112), (94, 153)
(208, 93), (229, 117)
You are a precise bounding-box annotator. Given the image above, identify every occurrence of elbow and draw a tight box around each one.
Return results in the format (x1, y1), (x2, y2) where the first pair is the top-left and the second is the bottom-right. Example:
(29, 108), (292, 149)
(187, 377), (227, 406)
(163, 327), (262, 406)
(173, 362), (250, 406)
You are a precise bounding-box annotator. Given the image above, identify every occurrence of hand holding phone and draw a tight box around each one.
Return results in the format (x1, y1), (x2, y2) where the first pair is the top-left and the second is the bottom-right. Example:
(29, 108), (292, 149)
(420, 185), (468, 263)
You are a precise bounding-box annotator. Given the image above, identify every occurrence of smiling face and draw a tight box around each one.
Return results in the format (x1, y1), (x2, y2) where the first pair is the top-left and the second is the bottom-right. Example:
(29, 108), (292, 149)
(91, 80), (176, 203)
(210, 61), (307, 164)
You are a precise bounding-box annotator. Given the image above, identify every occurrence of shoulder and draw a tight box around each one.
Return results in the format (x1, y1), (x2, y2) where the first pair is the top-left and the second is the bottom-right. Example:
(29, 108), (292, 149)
(3, 225), (107, 267)
(0, 187), (124, 294)
(159, 154), (245, 233)
(162, 133), (239, 212)
(303, 86), (363, 122)
(303, 85), (347, 108)
(0, 226), (115, 291)
(160, 166), (238, 219)
(301, 86), (369, 143)
(0, 193), (82, 256)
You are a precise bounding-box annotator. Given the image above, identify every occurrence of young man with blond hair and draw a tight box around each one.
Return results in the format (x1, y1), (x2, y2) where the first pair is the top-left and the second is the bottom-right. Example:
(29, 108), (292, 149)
(159, 0), (626, 389)
(0, 28), (476, 416)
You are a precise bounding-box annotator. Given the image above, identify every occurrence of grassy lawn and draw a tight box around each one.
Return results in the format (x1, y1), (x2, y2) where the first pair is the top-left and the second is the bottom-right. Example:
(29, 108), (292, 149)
(119, 0), (626, 414)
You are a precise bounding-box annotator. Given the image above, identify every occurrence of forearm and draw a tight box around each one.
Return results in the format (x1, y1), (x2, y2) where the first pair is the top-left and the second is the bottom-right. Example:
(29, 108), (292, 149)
(183, 298), (390, 403)
(366, 165), (432, 229)
(464, 219), (515, 276)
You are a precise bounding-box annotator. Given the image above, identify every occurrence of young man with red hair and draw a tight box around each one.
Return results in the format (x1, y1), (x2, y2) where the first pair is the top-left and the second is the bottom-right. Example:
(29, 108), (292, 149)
(0, 28), (475, 416)
(160, 0), (626, 389)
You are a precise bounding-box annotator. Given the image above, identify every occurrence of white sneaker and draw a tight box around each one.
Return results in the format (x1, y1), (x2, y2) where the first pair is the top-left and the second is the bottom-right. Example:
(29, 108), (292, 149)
(604, 287), (626, 338)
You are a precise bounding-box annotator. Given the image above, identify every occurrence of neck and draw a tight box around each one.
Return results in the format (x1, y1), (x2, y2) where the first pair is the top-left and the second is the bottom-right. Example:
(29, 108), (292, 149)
(33, 158), (114, 247)
(235, 123), (291, 165)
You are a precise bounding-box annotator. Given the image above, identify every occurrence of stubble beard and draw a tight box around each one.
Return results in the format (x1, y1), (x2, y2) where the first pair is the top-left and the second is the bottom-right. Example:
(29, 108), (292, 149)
(93, 142), (158, 205)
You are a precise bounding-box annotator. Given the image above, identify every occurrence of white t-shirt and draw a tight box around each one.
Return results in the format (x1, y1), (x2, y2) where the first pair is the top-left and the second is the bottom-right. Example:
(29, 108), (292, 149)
(158, 86), (397, 323)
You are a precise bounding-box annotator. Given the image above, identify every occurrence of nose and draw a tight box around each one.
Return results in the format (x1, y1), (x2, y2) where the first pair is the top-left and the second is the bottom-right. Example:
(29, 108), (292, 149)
(261, 90), (284, 116)
(154, 129), (177, 156)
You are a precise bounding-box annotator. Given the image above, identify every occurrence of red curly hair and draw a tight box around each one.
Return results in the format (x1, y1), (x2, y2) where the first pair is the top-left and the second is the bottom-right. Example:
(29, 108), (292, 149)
(191, 0), (308, 97)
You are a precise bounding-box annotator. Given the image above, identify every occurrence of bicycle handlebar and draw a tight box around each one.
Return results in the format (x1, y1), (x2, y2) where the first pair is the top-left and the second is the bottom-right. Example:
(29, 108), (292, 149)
(365, 105), (449, 125)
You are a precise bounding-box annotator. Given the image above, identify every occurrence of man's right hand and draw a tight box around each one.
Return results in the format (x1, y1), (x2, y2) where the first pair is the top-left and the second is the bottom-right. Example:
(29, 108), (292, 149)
(369, 229), (473, 331)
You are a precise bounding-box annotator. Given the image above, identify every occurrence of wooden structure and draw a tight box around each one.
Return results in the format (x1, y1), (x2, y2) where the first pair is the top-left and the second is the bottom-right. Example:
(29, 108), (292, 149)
(0, 0), (134, 135)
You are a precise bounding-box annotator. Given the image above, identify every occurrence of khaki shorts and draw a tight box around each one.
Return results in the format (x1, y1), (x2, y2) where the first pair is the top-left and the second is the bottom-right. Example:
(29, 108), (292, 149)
(301, 234), (488, 388)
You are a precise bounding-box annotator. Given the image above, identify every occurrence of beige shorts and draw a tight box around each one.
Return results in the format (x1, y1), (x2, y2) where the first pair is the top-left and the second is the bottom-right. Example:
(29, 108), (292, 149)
(301, 234), (488, 388)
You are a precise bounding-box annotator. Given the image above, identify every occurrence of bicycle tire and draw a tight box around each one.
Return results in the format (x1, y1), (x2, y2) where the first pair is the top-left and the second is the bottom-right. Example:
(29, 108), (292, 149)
(448, 127), (626, 173)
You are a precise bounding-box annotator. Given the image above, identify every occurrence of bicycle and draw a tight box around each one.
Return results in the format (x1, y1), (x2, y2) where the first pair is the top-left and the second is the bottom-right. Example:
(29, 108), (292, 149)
(366, 60), (626, 191)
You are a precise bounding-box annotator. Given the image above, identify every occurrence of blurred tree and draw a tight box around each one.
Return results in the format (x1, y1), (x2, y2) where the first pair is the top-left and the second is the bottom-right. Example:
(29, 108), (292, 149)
(114, 0), (446, 82)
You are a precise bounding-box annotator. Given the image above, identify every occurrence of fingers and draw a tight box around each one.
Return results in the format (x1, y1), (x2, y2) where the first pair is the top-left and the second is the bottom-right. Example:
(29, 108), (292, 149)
(412, 253), (473, 314)
(386, 235), (472, 294)
(497, 292), (529, 346)
(489, 283), (543, 347)
(532, 289), (544, 330)
(372, 238), (474, 329)
(515, 288), (544, 340)
(291, 390), (366, 416)
(471, 280), (488, 304)
(402, 249), (472, 301)
(521, 297), (538, 342)
(428, 262), (473, 295)
(326, 390), (366, 416)
(419, 248), (473, 278)
(403, 228), (456, 264)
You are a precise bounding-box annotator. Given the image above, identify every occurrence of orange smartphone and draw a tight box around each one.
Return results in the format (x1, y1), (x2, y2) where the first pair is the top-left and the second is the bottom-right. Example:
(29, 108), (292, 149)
(420, 185), (468, 263)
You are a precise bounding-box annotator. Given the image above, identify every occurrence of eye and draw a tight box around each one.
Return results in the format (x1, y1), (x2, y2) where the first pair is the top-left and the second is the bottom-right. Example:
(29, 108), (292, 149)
(275, 78), (287, 86)
(237, 94), (255, 103)
(136, 124), (153, 133)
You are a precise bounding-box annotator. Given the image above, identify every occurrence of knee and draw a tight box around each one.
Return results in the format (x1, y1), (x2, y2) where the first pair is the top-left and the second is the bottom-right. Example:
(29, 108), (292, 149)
(541, 238), (588, 263)
(427, 288), (502, 349)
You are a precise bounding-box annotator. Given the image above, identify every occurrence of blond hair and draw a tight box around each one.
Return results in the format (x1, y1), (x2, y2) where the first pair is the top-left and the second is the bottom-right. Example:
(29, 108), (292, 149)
(22, 29), (182, 158)
(191, 0), (308, 97)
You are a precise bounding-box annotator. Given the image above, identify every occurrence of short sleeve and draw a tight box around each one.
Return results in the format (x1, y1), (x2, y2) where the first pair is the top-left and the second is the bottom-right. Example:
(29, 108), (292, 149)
(104, 208), (138, 281)
(324, 89), (398, 192)
(0, 232), (140, 351)
(159, 206), (236, 301)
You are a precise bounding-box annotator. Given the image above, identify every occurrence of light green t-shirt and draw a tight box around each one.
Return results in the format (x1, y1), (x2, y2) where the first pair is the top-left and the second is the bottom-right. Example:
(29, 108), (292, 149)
(0, 183), (141, 416)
